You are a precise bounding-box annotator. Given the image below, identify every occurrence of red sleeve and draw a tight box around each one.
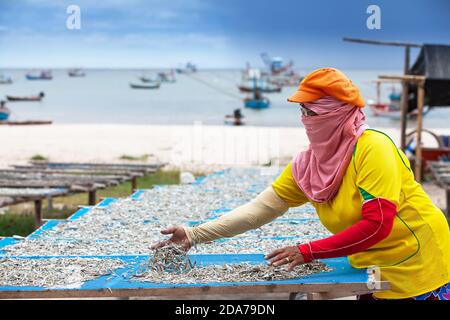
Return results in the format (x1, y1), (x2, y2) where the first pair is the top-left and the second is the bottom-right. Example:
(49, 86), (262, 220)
(298, 198), (396, 262)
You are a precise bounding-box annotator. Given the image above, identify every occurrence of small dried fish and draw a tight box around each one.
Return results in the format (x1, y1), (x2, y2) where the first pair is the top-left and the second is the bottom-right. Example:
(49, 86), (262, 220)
(148, 243), (193, 274)
(1, 167), (333, 289)
(0, 258), (124, 288)
(133, 261), (331, 284)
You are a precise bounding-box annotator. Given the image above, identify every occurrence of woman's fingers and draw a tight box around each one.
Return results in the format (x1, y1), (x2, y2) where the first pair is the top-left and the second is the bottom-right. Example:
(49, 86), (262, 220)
(265, 248), (283, 260)
(287, 258), (302, 272)
(161, 226), (178, 235)
(269, 252), (290, 266)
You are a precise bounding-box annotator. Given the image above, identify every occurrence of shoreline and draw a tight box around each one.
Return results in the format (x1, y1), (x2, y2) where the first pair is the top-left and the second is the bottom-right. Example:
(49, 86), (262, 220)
(1, 123), (449, 168)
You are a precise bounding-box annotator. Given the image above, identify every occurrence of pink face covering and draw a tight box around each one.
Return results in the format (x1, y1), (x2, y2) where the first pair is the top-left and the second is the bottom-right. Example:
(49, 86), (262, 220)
(292, 96), (369, 203)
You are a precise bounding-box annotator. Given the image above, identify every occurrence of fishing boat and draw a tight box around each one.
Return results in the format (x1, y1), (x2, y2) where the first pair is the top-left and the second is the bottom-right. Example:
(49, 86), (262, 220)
(238, 84), (281, 93)
(0, 74), (12, 84)
(244, 98), (270, 109)
(0, 101), (10, 121)
(129, 82), (161, 89)
(157, 71), (176, 83)
(26, 70), (52, 80)
(68, 68), (85, 77)
(238, 77), (282, 93)
(242, 53), (302, 88)
(175, 62), (197, 74)
(6, 92), (45, 102)
(138, 74), (160, 83)
(139, 76), (151, 83)
(368, 91), (430, 120)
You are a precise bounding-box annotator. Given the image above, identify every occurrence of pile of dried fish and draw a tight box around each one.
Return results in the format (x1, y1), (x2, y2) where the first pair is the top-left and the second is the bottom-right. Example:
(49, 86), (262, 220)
(132, 243), (331, 285)
(0, 257), (124, 288)
(134, 261), (332, 284)
(148, 243), (193, 273)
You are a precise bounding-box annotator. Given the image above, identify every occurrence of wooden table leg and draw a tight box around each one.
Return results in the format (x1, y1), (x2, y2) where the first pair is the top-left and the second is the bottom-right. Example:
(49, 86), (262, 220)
(34, 199), (43, 229)
(88, 190), (97, 205)
(131, 176), (137, 194)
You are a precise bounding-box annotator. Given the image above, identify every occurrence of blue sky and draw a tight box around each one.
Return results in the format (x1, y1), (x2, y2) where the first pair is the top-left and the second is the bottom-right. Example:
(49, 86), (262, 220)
(1, 0), (450, 69)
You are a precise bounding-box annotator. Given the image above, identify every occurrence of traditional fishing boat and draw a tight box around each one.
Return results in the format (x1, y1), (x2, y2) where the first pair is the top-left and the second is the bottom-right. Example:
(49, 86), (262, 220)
(368, 90), (430, 120)
(157, 71), (176, 83)
(238, 85), (281, 93)
(129, 82), (161, 89)
(26, 70), (52, 80)
(244, 98), (270, 109)
(238, 79), (282, 93)
(138, 74), (160, 83)
(6, 92), (45, 102)
(68, 68), (85, 77)
(175, 62), (197, 74)
(369, 103), (430, 120)
(0, 101), (10, 121)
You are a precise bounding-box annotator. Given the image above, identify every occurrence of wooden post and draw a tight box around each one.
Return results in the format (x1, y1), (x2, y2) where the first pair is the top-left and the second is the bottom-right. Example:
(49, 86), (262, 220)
(376, 81), (381, 104)
(400, 46), (411, 151)
(131, 176), (137, 193)
(34, 199), (43, 229)
(414, 81), (425, 181)
(88, 189), (97, 205)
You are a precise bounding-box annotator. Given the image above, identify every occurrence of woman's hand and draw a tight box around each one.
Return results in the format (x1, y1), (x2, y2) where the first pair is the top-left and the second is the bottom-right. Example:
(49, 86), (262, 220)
(265, 245), (305, 271)
(150, 225), (192, 250)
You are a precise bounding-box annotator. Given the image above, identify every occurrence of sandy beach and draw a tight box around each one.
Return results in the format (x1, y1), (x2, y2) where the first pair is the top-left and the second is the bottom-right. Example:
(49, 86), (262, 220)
(2, 124), (450, 169)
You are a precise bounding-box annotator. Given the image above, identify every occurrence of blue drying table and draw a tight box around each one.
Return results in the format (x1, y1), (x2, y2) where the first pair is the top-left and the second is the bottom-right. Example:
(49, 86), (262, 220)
(0, 170), (389, 299)
(0, 254), (389, 299)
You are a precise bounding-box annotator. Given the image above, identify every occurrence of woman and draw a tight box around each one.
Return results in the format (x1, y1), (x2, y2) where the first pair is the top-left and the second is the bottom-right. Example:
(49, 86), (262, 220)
(154, 68), (450, 300)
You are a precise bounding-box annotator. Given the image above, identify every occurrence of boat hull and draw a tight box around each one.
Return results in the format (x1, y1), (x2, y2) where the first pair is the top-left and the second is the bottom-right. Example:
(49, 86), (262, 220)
(0, 112), (10, 121)
(244, 99), (270, 109)
(238, 85), (281, 93)
(26, 75), (52, 80)
(68, 73), (85, 77)
(6, 96), (42, 102)
(129, 82), (161, 89)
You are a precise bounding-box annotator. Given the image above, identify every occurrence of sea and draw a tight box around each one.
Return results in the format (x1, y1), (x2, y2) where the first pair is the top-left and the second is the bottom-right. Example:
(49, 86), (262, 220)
(0, 68), (448, 128)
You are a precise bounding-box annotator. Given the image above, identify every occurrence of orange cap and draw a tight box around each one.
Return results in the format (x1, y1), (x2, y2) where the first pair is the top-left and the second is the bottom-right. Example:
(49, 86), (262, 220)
(287, 67), (365, 107)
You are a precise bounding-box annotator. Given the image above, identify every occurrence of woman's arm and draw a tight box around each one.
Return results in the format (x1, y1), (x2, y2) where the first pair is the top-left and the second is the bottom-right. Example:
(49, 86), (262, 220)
(153, 162), (309, 249)
(183, 186), (289, 245)
(266, 198), (396, 268)
(297, 198), (396, 262)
